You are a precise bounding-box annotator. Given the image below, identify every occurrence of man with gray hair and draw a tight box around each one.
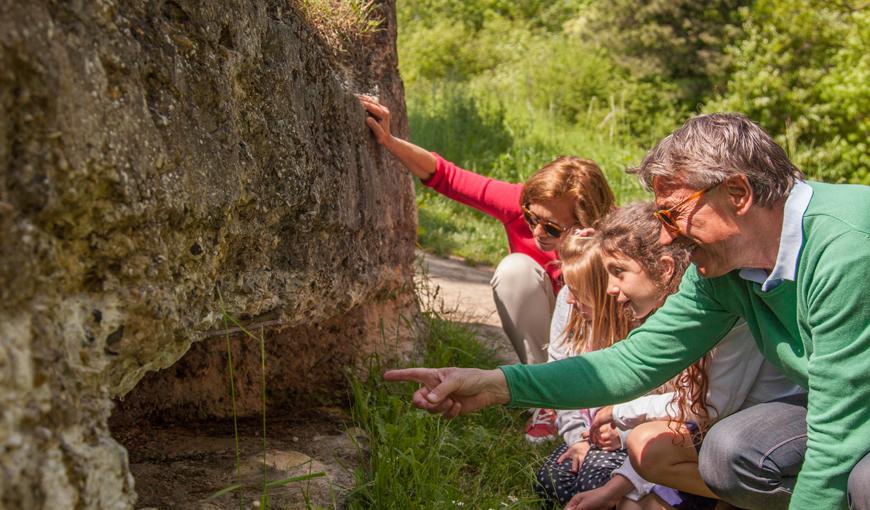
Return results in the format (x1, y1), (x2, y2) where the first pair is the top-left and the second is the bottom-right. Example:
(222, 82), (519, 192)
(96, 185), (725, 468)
(386, 113), (870, 509)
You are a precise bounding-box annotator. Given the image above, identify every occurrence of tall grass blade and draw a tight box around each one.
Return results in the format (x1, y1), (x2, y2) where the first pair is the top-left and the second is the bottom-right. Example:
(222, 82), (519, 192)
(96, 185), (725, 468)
(265, 472), (328, 488)
(207, 482), (245, 500)
(217, 287), (244, 510)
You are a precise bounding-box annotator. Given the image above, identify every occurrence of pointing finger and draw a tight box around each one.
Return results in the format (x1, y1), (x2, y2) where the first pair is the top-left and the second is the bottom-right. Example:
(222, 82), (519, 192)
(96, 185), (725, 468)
(383, 368), (439, 388)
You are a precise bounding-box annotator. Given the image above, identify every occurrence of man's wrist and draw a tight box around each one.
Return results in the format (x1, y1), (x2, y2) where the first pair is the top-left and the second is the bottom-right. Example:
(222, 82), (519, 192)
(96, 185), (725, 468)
(487, 368), (511, 405)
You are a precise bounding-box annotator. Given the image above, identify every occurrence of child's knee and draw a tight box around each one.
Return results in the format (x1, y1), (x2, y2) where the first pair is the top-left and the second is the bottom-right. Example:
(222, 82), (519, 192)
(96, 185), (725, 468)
(625, 423), (665, 479)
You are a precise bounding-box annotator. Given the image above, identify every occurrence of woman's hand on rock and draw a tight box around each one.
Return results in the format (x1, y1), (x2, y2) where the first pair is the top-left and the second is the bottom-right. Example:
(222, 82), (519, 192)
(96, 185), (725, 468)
(357, 94), (394, 148)
(356, 94), (437, 180)
(383, 367), (511, 418)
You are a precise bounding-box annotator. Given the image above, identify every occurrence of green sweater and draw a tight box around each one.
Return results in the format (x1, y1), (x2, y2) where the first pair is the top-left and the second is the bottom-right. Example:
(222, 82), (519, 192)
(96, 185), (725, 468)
(501, 182), (870, 509)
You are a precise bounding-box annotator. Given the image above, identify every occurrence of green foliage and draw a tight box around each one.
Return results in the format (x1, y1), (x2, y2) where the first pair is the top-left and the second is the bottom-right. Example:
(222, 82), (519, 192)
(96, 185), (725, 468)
(398, 0), (867, 261)
(707, 0), (869, 184)
(585, 0), (751, 108)
(407, 85), (514, 172)
(347, 313), (550, 509)
(398, 0), (586, 32)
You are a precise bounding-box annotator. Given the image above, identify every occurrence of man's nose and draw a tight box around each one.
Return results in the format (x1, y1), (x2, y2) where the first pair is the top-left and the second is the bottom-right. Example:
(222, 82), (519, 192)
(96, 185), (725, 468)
(659, 225), (678, 246)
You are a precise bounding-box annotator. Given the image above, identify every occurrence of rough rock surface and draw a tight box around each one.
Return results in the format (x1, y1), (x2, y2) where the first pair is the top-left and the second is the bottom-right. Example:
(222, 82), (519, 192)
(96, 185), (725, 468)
(0, 0), (415, 508)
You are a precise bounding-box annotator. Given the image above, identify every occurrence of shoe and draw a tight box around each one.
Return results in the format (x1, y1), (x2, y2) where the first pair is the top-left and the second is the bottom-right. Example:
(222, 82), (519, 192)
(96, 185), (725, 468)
(524, 408), (558, 443)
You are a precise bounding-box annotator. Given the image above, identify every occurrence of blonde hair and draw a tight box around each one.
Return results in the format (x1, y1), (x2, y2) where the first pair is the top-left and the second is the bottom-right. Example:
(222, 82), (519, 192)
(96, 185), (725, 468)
(521, 156), (615, 228)
(558, 233), (633, 354)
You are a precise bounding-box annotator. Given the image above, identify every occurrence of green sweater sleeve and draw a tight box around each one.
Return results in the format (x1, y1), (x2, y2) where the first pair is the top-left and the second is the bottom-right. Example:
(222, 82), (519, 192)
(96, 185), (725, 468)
(791, 230), (870, 510)
(501, 266), (739, 408)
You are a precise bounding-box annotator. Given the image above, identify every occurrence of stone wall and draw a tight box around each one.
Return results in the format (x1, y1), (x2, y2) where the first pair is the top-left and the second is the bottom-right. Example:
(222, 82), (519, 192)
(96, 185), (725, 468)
(0, 0), (416, 508)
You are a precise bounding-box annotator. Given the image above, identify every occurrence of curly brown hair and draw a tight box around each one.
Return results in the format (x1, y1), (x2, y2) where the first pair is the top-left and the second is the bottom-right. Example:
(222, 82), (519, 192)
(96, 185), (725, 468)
(597, 202), (715, 437)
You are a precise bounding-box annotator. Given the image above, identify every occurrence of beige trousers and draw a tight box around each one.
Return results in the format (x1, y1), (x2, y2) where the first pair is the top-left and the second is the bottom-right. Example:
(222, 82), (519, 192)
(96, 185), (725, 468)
(491, 253), (556, 364)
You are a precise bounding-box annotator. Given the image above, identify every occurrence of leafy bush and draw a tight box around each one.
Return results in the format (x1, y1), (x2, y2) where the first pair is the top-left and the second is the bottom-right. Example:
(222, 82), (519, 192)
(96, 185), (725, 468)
(408, 84), (514, 172)
(707, 0), (869, 184)
(584, 0), (751, 108)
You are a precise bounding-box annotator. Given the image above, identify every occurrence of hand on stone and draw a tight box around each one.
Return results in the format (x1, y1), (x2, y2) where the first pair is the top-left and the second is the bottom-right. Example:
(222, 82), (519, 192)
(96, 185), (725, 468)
(357, 94), (394, 148)
(382, 367), (510, 418)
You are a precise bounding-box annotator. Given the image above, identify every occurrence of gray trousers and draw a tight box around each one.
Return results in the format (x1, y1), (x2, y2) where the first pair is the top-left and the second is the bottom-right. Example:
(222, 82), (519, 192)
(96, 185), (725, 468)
(491, 253), (555, 365)
(698, 393), (870, 509)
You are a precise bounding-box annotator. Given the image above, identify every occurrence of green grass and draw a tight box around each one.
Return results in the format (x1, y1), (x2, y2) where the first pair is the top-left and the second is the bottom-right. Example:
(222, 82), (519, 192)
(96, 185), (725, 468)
(346, 312), (554, 509)
(409, 84), (651, 266)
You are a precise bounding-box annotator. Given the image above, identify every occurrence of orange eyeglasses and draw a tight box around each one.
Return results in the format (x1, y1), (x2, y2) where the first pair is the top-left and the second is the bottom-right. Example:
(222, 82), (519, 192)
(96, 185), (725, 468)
(653, 183), (719, 234)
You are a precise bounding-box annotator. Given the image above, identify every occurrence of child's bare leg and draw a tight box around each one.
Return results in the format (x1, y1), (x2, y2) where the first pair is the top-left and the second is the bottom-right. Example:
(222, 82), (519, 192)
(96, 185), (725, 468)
(626, 421), (718, 499)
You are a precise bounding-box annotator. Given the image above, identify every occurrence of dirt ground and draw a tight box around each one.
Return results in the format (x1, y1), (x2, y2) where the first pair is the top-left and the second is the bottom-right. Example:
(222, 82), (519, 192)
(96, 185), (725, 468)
(116, 251), (513, 509)
(416, 251), (518, 365)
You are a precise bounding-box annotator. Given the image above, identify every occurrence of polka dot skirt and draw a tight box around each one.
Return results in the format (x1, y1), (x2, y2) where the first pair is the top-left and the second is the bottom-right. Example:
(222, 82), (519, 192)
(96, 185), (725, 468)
(535, 444), (628, 506)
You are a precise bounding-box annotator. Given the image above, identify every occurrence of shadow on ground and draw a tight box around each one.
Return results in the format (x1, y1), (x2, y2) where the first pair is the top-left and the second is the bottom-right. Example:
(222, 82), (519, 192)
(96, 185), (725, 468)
(113, 408), (364, 510)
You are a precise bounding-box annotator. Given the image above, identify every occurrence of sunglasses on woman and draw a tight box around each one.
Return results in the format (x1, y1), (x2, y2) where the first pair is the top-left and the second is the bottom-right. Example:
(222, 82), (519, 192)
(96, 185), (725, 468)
(522, 205), (571, 238)
(653, 183), (720, 234)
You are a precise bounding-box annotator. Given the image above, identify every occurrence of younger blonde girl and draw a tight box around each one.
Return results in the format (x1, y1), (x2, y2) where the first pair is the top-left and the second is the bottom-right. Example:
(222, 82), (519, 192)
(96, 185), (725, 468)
(534, 233), (634, 506)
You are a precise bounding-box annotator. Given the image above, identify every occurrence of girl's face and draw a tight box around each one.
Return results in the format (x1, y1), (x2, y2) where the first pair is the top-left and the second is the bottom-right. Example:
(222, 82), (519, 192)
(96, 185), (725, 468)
(602, 251), (664, 319)
(565, 289), (594, 321)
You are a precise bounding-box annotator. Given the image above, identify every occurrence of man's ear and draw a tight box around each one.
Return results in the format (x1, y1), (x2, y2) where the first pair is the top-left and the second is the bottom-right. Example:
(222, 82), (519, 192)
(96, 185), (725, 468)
(659, 255), (675, 282)
(724, 174), (753, 216)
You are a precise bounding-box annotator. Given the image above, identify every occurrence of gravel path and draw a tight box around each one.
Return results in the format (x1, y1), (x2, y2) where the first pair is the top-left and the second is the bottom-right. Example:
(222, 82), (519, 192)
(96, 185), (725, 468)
(416, 251), (519, 365)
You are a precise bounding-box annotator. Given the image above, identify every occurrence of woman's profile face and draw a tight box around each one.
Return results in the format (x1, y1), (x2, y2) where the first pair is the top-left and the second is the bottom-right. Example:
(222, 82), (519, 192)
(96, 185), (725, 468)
(526, 197), (577, 253)
(601, 251), (663, 319)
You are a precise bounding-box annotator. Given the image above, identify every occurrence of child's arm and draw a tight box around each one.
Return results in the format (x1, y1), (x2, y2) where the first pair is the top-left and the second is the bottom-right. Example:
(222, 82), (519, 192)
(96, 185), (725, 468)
(550, 288), (592, 445)
(565, 472), (636, 510)
(557, 409), (591, 446)
(611, 392), (677, 430)
(610, 458), (657, 502)
(547, 287), (574, 362)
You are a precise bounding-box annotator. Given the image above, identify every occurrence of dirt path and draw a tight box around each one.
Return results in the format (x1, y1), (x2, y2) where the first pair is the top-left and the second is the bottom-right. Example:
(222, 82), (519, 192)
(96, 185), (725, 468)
(416, 250), (519, 365)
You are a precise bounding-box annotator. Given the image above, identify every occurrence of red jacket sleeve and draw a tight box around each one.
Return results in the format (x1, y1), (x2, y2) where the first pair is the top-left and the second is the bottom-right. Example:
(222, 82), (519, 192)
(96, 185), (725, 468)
(422, 153), (523, 224)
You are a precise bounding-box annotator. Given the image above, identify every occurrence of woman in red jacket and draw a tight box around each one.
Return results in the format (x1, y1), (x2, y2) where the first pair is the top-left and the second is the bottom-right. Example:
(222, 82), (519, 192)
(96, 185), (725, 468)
(359, 95), (615, 440)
